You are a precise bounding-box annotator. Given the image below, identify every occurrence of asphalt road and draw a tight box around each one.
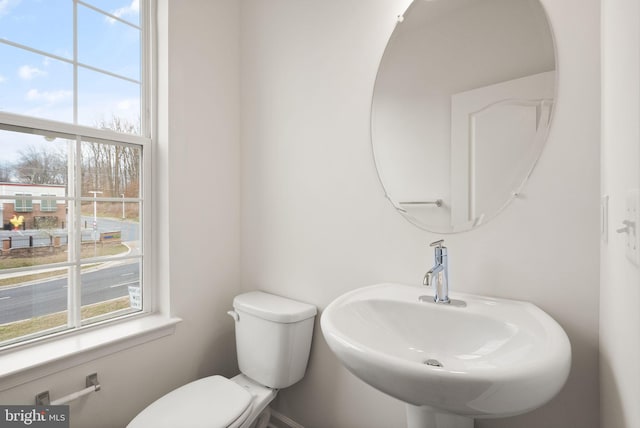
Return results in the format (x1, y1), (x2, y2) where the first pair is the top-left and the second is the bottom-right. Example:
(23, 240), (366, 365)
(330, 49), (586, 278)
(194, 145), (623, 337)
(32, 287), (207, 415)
(0, 262), (140, 324)
(82, 217), (140, 242)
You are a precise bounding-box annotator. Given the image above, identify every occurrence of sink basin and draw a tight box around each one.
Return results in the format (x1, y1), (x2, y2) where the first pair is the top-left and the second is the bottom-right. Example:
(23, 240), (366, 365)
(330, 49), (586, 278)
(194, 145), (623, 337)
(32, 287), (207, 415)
(321, 283), (571, 421)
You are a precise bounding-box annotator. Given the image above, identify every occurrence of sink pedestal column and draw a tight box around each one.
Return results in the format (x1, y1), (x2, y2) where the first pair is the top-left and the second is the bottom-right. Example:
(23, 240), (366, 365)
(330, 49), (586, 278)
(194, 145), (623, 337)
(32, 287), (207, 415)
(406, 405), (473, 428)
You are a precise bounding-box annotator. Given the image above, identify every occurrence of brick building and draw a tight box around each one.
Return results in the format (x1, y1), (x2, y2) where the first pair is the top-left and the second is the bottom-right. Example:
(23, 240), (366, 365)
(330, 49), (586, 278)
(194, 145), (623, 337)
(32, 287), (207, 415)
(0, 183), (66, 230)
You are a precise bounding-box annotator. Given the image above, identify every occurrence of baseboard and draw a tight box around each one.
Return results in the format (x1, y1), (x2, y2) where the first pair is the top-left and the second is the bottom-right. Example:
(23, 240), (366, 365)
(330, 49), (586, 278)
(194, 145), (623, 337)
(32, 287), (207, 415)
(268, 408), (305, 428)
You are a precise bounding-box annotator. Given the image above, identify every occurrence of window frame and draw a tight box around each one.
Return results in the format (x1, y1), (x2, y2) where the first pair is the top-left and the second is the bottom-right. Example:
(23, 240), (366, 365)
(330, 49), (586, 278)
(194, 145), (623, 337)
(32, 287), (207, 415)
(14, 193), (33, 213)
(39, 194), (58, 213)
(0, 0), (178, 390)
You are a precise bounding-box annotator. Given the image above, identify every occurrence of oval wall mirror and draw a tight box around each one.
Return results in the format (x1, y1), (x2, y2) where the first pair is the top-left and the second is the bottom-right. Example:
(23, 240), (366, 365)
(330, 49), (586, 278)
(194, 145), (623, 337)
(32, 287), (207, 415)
(371, 0), (556, 233)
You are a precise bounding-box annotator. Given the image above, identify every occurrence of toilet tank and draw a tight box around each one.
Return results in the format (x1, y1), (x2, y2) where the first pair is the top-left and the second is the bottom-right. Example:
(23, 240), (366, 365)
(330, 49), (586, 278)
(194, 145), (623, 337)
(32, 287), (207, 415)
(232, 291), (317, 389)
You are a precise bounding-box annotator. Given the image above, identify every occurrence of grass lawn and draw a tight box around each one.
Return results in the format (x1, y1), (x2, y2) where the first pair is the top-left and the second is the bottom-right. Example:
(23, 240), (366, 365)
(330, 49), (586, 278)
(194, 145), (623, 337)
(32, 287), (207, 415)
(0, 244), (129, 288)
(0, 242), (133, 344)
(0, 297), (132, 343)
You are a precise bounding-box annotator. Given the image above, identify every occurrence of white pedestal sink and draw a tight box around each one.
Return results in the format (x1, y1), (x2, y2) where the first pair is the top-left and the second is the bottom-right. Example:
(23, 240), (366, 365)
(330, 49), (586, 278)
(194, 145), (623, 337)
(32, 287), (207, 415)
(320, 283), (571, 428)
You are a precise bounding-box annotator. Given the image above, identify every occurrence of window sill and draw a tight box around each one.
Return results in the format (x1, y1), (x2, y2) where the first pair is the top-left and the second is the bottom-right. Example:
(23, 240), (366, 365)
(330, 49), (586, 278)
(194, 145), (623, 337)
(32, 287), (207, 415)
(0, 314), (182, 391)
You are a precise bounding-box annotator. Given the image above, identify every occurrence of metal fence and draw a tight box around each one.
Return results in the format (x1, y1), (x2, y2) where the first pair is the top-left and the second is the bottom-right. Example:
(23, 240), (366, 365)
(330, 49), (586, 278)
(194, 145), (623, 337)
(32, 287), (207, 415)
(0, 230), (97, 249)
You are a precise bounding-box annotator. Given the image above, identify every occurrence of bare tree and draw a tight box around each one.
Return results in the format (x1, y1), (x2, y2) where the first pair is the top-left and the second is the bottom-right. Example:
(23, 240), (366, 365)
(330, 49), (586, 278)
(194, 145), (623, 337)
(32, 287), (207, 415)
(5, 116), (140, 195)
(82, 117), (141, 197)
(14, 145), (67, 185)
(0, 161), (13, 182)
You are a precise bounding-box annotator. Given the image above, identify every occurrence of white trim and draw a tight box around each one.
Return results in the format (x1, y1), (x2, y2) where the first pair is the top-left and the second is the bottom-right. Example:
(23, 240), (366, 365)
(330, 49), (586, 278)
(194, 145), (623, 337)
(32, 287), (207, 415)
(142, 0), (153, 140)
(77, 61), (141, 85)
(0, 0), (157, 353)
(141, 0), (155, 313)
(76, 0), (142, 30)
(73, 0), (79, 125)
(0, 195), (143, 203)
(69, 136), (82, 330)
(0, 314), (181, 391)
(0, 113), (150, 146)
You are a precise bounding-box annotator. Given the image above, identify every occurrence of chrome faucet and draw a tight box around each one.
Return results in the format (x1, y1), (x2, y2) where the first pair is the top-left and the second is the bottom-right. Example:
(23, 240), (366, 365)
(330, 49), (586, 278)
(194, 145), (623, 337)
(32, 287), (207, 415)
(423, 239), (450, 304)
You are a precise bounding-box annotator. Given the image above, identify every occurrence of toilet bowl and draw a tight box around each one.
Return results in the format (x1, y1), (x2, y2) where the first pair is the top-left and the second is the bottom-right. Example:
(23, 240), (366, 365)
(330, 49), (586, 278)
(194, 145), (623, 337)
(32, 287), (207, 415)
(127, 291), (317, 428)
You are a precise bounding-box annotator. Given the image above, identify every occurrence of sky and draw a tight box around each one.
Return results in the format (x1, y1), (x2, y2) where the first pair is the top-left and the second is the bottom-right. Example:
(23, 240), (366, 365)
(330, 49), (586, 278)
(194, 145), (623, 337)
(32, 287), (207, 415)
(0, 0), (141, 161)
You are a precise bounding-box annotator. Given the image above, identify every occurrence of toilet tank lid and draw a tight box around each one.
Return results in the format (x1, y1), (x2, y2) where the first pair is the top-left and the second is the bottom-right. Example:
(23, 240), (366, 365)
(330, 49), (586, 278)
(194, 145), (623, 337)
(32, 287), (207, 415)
(233, 291), (317, 323)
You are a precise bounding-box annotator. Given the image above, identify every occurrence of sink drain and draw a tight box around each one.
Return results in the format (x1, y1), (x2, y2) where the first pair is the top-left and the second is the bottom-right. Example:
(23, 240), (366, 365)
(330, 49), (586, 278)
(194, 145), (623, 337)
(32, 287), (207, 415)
(424, 359), (443, 367)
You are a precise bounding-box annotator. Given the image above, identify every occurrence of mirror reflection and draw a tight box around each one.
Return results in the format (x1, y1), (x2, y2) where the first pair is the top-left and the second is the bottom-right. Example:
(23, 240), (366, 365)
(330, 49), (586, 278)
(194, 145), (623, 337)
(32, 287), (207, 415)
(371, 0), (556, 233)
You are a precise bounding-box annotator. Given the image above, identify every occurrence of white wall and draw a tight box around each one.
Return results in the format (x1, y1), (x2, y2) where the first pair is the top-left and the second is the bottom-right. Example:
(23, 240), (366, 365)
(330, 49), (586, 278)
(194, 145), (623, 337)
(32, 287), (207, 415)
(240, 1), (600, 427)
(0, 2), (242, 427)
(600, 0), (640, 426)
(0, 0), (603, 426)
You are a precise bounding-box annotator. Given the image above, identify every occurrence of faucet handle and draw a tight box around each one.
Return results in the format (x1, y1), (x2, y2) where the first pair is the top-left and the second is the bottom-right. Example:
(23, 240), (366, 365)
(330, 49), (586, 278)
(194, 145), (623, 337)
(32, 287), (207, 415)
(429, 239), (445, 248)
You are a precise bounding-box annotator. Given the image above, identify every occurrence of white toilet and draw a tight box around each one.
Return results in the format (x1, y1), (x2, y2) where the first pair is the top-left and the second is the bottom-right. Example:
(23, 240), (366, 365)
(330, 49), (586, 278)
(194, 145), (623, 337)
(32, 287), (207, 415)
(127, 291), (317, 428)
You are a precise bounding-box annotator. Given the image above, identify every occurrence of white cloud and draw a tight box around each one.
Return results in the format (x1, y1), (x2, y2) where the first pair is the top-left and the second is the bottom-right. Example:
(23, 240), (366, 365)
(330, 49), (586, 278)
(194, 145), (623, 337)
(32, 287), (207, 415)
(18, 65), (46, 80)
(0, 0), (21, 18)
(106, 0), (139, 24)
(117, 99), (133, 110)
(0, 74), (6, 83)
(25, 89), (72, 104)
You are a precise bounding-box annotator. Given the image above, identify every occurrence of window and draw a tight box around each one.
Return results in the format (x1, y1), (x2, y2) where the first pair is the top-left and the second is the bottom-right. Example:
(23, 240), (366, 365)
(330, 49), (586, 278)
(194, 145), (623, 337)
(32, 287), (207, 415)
(14, 193), (33, 213)
(40, 194), (58, 212)
(0, 0), (152, 349)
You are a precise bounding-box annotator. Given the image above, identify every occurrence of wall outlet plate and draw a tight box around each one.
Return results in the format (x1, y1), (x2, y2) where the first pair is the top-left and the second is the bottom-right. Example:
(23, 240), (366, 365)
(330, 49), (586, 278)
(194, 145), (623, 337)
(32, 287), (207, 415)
(625, 189), (640, 266)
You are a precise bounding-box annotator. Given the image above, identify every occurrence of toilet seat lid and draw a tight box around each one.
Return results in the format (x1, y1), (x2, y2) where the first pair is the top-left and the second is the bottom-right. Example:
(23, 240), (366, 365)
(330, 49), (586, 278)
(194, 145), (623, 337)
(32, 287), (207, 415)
(127, 375), (252, 428)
